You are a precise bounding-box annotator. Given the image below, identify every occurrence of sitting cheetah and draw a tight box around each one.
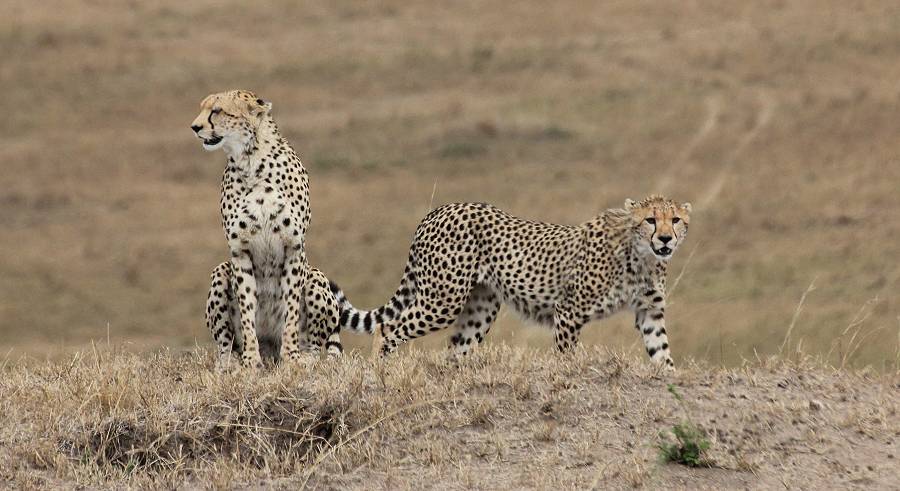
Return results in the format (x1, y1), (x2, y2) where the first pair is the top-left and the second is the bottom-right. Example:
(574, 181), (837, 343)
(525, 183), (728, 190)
(191, 90), (323, 369)
(206, 263), (342, 370)
(329, 196), (691, 368)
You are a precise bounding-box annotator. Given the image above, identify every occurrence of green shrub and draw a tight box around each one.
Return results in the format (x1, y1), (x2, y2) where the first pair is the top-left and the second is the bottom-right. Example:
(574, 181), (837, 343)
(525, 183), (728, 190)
(658, 384), (712, 467)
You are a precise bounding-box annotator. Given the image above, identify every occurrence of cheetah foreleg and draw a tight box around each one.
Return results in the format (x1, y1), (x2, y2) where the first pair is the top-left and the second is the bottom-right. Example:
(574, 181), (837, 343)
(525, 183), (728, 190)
(279, 246), (309, 363)
(635, 287), (675, 370)
(206, 262), (236, 371)
(231, 251), (263, 369)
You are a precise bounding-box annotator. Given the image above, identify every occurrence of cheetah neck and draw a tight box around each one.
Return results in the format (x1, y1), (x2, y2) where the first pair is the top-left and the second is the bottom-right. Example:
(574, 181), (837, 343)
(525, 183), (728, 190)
(222, 117), (281, 176)
(629, 241), (667, 278)
(585, 209), (667, 282)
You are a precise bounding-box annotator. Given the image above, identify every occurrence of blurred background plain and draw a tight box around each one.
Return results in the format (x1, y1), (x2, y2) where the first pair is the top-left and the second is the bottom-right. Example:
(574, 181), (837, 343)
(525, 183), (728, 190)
(3, 0), (899, 367)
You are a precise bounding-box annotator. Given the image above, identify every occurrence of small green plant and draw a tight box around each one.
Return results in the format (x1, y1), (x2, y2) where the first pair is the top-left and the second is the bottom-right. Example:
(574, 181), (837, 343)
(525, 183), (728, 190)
(657, 384), (712, 467)
(658, 422), (710, 467)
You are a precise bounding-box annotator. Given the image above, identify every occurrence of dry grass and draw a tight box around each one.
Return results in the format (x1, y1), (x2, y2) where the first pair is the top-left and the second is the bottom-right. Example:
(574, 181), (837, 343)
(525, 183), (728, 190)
(1, 346), (897, 489)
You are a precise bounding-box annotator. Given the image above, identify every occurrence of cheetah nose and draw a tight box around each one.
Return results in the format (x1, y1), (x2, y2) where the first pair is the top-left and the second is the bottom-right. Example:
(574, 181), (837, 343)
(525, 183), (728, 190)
(658, 235), (672, 244)
(190, 124), (203, 133)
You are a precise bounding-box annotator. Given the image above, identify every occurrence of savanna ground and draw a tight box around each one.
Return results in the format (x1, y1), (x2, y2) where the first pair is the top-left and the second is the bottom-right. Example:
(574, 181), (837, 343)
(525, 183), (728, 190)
(2, 347), (898, 489)
(3, 0), (900, 488)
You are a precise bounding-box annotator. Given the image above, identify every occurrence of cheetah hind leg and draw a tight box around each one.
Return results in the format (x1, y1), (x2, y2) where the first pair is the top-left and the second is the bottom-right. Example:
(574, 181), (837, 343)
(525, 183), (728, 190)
(299, 269), (343, 358)
(370, 323), (386, 360)
(449, 283), (501, 356)
(206, 262), (239, 372)
(379, 295), (468, 357)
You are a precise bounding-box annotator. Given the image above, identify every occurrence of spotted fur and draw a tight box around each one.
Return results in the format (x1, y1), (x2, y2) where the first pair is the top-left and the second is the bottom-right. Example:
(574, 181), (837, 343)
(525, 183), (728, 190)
(192, 90), (337, 369)
(206, 263), (342, 370)
(329, 195), (691, 368)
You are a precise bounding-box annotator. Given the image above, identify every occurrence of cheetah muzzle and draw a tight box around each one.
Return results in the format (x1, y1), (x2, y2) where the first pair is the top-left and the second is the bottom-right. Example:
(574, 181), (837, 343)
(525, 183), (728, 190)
(201, 135), (223, 150)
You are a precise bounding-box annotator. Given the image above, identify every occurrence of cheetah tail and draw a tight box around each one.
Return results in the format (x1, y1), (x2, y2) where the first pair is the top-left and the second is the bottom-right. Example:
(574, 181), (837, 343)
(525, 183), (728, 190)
(328, 265), (415, 334)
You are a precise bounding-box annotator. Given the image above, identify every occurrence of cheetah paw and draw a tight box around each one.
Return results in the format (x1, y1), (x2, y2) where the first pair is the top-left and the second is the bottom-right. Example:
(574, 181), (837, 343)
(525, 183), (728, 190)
(660, 359), (676, 374)
(240, 356), (264, 371)
(651, 357), (676, 375)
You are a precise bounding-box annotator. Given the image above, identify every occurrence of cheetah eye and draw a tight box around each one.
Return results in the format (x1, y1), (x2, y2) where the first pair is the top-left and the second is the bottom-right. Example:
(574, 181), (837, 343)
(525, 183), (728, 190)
(672, 217), (681, 224)
(645, 218), (656, 225)
(211, 108), (222, 115)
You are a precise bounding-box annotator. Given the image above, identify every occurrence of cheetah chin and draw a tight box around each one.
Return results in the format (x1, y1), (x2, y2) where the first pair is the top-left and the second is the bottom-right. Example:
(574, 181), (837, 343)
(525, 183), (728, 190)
(653, 246), (673, 258)
(201, 135), (224, 151)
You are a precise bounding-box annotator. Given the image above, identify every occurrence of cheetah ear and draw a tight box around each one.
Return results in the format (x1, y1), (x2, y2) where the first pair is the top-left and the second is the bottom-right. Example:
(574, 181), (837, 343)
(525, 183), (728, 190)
(623, 198), (637, 211)
(681, 202), (693, 214)
(250, 98), (273, 118)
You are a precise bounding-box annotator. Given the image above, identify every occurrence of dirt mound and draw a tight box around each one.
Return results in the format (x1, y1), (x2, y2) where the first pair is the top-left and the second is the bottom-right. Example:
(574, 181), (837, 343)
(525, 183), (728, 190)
(1, 348), (897, 489)
(65, 390), (337, 473)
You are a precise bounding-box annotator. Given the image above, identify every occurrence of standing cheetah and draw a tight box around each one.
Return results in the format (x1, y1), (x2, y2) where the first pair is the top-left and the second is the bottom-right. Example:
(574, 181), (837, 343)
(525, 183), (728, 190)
(191, 90), (336, 369)
(329, 196), (691, 368)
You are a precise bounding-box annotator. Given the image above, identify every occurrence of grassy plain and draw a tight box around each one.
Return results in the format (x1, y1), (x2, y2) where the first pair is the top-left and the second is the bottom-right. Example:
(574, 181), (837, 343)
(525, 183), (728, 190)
(6, 0), (900, 368)
(4, 3), (900, 487)
(3, 4), (900, 362)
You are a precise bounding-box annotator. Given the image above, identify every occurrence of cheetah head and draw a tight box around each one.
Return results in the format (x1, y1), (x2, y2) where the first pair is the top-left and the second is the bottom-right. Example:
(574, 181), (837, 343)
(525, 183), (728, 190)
(190, 90), (272, 152)
(624, 195), (692, 261)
